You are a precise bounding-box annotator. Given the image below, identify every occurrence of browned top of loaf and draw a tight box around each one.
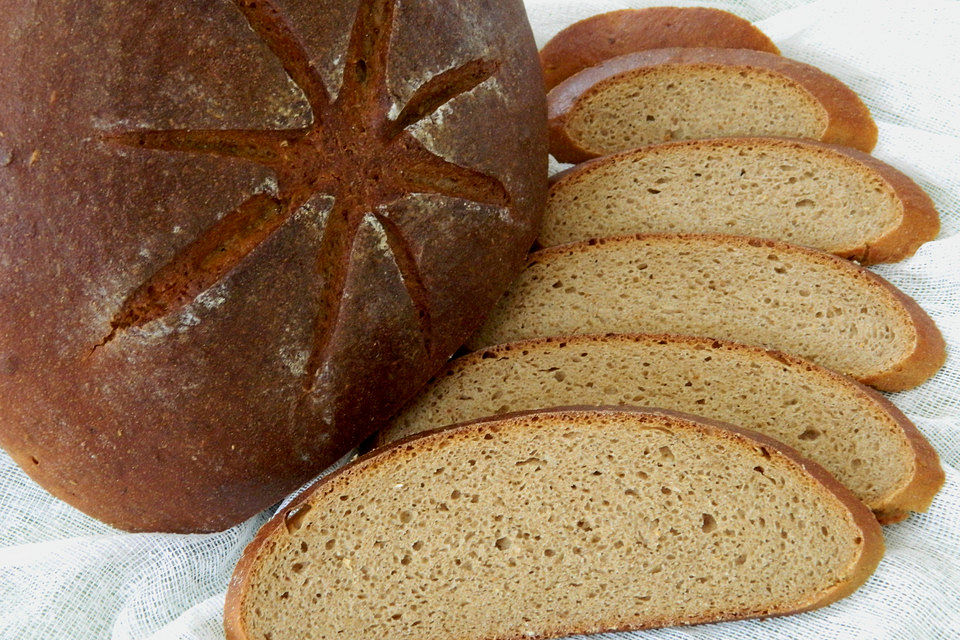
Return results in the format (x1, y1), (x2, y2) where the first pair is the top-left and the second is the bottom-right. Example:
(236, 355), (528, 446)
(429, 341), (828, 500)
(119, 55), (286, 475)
(548, 47), (877, 162)
(545, 137), (939, 264)
(540, 7), (779, 90)
(225, 406), (884, 640)
(0, 0), (546, 532)
(469, 234), (945, 391)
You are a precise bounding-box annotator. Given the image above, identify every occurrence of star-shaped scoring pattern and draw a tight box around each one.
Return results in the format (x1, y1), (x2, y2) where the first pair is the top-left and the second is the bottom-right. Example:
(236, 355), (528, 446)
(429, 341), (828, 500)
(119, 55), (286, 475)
(98, 0), (510, 395)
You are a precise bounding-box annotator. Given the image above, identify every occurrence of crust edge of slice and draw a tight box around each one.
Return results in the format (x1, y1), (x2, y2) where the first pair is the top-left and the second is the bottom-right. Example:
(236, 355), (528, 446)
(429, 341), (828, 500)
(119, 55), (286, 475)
(539, 7), (780, 90)
(467, 233), (945, 392)
(225, 405), (884, 640)
(545, 137), (940, 264)
(547, 47), (878, 163)
(380, 332), (945, 522)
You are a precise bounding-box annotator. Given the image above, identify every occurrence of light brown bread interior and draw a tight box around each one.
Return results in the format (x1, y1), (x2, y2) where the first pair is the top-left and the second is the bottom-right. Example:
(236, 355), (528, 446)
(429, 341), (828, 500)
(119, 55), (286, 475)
(563, 63), (826, 156)
(469, 234), (944, 391)
(383, 334), (943, 521)
(547, 48), (877, 163)
(227, 408), (883, 640)
(543, 137), (939, 264)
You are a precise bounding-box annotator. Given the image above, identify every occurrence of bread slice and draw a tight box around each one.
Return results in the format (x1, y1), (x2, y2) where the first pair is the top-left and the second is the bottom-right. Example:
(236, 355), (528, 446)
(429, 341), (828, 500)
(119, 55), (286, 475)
(226, 407), (884, 640)
(541, 8), (779, 90)
(543, 137), (939, 264)
(381, 334), (943, 522)
(548, 48), (877, 163)
(469, 234), (945, 391)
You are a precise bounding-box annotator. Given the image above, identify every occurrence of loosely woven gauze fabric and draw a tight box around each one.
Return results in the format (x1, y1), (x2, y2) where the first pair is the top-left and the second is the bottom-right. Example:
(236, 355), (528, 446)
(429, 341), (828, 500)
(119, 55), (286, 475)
(1, 1), (959, 638)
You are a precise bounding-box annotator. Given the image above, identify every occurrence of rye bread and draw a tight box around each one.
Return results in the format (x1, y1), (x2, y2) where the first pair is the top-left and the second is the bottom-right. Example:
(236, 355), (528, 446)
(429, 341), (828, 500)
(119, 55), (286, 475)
(469, 234), (945, 391)
(0, 0), (546, 532)
(543, 137), (939, 264)
(540, 7), (779, 90)
(548, 47), (877, 163)
(226, 407), (884, 640)
(382, 333), (944, 522)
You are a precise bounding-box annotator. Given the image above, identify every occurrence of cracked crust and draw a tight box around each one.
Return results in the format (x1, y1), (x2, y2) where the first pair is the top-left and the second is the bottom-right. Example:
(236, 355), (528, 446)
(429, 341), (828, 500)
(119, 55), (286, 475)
(0, 0), (546, 532)
(225, 406), (884, 640)
(540, 7), (779, 90)
(548, 47), (877, 163)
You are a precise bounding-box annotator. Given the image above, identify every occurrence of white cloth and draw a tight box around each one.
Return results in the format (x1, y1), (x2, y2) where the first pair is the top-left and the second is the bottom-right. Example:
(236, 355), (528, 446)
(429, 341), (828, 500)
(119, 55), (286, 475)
(2, 1), (959, 638)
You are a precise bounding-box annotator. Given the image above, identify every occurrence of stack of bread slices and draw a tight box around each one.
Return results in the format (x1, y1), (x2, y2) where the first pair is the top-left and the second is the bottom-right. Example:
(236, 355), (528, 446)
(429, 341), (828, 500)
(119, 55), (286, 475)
(226, 8), (946, 640)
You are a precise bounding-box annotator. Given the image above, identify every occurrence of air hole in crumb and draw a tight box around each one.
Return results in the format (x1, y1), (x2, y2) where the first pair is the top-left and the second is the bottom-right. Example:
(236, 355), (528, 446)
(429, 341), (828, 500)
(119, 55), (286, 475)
(399, 510), (413, 524)
(300, 541), (309, 553)
(291, 562), (307, 574)
(284, 504), (312, 533)
(798, 429), (820, 441)
(854, 536), (863, 545)
(701, 514), (717, 534)
(495, 537), (512, 551)
(735, 554), (747, 565)
(400, 554), (412, 565)
(325, 539), (335, 550)
(658, 446), (674, 462)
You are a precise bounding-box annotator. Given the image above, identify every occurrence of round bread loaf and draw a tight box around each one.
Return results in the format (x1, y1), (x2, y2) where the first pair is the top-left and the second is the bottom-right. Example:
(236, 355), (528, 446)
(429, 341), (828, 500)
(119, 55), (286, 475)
(0, 0), (547, 532)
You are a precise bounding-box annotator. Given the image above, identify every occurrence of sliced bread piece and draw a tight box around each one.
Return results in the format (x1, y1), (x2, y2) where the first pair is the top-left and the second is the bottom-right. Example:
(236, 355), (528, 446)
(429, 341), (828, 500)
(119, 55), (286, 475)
(548, 48), (877, 163)
(541, 7), (779, 90)
(468, 234), (945, 391)
(382, 334), (943, 522)
(543, 137), (939, 264)
(226, 407), (884, 640)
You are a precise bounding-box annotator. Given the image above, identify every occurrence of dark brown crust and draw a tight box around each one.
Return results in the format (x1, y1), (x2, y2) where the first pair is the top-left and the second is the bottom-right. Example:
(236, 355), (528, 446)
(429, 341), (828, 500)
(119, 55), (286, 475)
(0, 0), (546, 532)
(547, 47), (878, 163)
(380, 332), (944, 520)
(473, 234), (945, 391)
(545, 136), (940, 264)
(225, 406), (883, 640)
(540, 7), (779, 90)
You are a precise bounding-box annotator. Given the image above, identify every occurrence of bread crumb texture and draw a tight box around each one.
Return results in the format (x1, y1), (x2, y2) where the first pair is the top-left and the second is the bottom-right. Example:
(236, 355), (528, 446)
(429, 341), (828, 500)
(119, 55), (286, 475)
(564, 65), (827, 156)
(470, 235), (915, 382)
(543, 139), (900, 251)
(241, 410), (870, 640)
(386, 334), (916, 512)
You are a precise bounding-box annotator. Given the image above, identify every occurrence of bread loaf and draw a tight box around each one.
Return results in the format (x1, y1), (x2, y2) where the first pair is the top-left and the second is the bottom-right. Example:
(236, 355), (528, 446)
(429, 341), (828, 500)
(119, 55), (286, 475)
(469, 234), (945, 391)
(540, 7), (779, 90)
(382, 333), (943, 522)
(543, 137), (939, 264)
(226, 407), (884, 640)
(0, 0), (546, 532)
(548, 47), (877, 163)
